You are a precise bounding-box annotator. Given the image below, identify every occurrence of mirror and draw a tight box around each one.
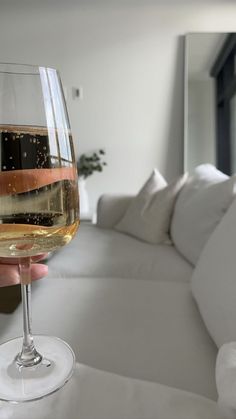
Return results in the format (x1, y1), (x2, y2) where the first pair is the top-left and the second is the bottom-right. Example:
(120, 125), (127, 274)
(184, 33), (236, 175)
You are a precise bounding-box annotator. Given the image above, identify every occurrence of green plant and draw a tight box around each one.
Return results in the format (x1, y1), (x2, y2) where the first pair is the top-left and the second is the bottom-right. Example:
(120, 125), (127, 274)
(77, 149), (107, 179)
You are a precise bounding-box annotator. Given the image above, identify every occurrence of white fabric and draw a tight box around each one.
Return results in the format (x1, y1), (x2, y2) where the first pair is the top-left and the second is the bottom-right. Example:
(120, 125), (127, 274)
(215, 342), (236, 419)
(120, 173), (186, 244)
(0, 364), (223, 419)
(171, 164), (235, 265)
(0, 276), (217, 400)
(96, 194), (133, 228)
(115, 168), (173, 243)
(191, 196), (236, 348)
(48, 223), (193, 282)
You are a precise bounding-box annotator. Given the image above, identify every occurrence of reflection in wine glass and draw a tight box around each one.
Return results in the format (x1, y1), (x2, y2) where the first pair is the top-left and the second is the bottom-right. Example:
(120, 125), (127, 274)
(0, 63), (80, 402)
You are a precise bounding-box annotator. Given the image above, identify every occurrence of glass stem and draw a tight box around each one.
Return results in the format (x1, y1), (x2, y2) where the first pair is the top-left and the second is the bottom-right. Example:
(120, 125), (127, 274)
(15, 257), (42, 368)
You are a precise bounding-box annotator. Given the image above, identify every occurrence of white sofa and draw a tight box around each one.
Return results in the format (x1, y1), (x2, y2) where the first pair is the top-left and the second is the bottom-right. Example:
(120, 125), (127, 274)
(1, 164), (236, 418)
(45, 215), (217, 399)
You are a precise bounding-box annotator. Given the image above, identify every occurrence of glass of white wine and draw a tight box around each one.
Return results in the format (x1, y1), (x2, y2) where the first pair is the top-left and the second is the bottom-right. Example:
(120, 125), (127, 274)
(0, 63), (80, 402)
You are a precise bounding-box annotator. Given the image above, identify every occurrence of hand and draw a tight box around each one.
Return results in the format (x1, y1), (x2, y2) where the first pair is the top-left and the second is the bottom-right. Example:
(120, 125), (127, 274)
(0, 254), (48, 287)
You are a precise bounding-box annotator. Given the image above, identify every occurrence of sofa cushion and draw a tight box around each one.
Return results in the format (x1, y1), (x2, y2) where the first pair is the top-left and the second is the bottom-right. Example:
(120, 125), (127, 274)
(170, 164), (236, 265)
(191, 196), (236, 348)
(3, 364), (222, 419)
(0, 276), (217, 400)
(47, 224), (193, 282)
(115, 170), (187, 244)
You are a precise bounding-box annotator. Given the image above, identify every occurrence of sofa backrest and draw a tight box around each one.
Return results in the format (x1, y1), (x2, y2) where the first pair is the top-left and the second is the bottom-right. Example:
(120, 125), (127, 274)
(191, 195), (236, 348)
(96, 194), (134, 229)
(170, 164), (236, 265)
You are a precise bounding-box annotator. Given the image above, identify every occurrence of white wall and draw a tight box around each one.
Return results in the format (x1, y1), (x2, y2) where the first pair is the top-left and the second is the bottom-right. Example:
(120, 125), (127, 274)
(0, 0), (236, 211)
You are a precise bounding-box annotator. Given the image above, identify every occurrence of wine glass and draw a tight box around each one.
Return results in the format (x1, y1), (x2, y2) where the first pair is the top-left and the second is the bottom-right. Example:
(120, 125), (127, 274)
(0, 63), (80, 402)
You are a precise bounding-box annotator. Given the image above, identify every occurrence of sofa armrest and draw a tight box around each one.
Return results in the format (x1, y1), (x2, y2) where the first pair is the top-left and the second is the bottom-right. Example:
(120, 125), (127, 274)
(96, 194), (133, 229)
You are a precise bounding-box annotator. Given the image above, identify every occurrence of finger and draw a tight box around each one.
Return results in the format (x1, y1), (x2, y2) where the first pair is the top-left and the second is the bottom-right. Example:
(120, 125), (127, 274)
(0, 264), (19, 286)
(31, 263), (48, 281)
(0, 254), (48, 265)
(0, 263), (48, 287)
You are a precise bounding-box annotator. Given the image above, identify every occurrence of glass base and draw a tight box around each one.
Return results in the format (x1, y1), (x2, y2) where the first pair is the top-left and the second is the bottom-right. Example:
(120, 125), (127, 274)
(0, 335), (75, 402)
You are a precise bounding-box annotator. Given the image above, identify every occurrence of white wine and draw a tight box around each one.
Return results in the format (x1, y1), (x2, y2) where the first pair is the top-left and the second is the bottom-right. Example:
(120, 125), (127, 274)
(0, 221), (79, 257)
(0, 125), (80, 257)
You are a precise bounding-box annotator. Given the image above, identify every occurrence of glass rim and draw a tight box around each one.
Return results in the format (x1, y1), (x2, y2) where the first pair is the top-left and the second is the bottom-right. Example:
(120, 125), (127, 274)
(0, 62), (58, 75)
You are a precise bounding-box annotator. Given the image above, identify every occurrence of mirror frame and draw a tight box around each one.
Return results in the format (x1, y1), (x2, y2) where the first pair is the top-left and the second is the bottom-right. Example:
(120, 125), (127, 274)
(184, 32), (236, 175)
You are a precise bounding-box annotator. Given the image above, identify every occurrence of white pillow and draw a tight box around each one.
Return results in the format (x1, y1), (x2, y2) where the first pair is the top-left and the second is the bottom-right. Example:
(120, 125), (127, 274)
(115, 170), (187, 244)
(170, 164), (233, 265)
(191, 195), (236, 348)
